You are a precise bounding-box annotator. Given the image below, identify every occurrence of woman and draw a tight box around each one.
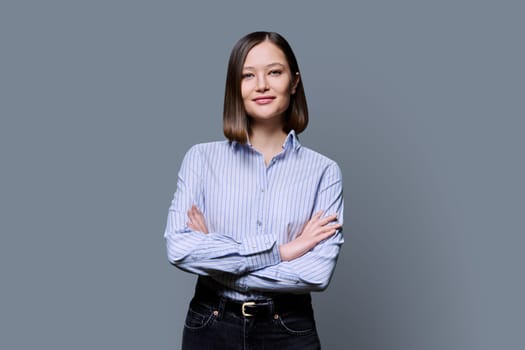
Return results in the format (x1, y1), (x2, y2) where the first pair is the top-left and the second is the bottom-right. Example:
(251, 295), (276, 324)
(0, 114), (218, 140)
(164, 31), (344, 349)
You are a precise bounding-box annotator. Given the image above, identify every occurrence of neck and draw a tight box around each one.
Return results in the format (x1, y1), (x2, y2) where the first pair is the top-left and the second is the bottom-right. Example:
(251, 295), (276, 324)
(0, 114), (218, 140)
(249, 120), (287, 153)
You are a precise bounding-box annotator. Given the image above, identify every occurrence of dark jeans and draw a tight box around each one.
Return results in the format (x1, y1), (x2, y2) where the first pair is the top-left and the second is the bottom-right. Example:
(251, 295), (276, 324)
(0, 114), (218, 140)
(182, 283), (321, 349)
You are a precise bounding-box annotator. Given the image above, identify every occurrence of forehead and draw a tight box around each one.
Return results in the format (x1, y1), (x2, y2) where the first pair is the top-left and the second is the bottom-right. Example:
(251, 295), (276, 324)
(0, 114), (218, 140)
(243, 41), (288, 68)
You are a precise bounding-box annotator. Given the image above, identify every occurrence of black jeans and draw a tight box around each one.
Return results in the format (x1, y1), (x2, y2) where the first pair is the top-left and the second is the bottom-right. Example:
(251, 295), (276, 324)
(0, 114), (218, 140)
(182, 282), (321, 349)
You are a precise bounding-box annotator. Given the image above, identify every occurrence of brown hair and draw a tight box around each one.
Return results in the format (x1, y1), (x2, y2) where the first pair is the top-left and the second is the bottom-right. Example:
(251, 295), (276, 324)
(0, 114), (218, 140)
(223, 31), (308, 144)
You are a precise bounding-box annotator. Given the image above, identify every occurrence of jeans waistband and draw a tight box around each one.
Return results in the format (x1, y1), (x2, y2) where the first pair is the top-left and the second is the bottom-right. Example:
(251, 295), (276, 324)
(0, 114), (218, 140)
(193, 280), (312, 318)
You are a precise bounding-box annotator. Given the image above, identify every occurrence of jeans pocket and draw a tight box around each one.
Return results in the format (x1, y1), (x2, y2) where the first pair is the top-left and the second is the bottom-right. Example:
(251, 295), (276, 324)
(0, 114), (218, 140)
(274, 309), (317, 336)
(183, 300), (217, 331)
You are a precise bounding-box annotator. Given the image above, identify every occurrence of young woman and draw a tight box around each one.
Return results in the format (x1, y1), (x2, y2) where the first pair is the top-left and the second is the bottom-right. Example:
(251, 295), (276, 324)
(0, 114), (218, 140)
(164, 31), (344, 349)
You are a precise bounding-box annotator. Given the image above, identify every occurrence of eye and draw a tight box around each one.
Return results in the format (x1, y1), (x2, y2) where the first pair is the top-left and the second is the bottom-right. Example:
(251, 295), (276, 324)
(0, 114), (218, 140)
(269, 70), (282, 76)
(242, 72), (254, 79)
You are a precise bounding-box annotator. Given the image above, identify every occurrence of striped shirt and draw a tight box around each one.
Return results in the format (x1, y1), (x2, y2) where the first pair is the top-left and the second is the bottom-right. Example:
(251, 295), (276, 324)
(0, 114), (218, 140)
(164, 130), (344, 300)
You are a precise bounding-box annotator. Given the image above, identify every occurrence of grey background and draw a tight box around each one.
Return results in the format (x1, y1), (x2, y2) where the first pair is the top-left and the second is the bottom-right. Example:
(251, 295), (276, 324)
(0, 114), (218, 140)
(1, 1), (523, 349)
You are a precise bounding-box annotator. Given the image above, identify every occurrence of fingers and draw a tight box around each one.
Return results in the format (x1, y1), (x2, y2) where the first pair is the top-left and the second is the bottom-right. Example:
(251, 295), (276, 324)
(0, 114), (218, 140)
(187, 221), (198, 231)
(319, 228), (339, 241)
(187, 205), (201, 221)
(191, 205), (206, 228)
(187, 205), (209, 233)
(309, 211), (338, 226)
(316, 223), (341, 243)
(319, 214), (338, 226)
(312, 210), (324, 220)
(321, 223), (342, 234)
(187, 217), (205, 233)
(300, 211), (341, 243)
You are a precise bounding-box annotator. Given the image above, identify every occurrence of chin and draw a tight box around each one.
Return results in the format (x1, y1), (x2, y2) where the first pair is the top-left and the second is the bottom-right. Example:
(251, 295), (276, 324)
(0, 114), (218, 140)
(249, 114), (285, 122)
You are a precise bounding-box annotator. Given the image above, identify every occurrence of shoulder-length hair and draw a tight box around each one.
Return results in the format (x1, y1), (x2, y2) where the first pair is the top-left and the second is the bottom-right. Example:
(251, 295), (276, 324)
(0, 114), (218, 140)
(223, 31), (308, 144)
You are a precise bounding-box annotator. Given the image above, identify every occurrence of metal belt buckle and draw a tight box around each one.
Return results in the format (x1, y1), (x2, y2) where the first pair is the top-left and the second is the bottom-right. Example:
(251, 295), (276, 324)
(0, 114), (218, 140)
(242, 301), (256, 317)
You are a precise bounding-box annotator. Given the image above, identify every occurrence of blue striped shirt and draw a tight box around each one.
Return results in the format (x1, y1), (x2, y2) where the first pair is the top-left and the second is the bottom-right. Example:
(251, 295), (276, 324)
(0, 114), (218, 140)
(164, 130), (344, 300)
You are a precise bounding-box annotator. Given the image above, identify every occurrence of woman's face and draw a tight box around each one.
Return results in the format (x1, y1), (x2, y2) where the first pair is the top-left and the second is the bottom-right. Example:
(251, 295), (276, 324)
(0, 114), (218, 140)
(241, 41), (299, 126)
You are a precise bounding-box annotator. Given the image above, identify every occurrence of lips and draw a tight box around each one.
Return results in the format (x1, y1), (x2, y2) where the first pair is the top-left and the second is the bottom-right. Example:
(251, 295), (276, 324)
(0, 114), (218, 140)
(253, 96), (275, 105)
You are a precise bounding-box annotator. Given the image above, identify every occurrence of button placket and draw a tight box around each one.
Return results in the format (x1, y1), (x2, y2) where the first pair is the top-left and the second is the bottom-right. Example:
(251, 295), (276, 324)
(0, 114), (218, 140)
(255, 155), (266, 234)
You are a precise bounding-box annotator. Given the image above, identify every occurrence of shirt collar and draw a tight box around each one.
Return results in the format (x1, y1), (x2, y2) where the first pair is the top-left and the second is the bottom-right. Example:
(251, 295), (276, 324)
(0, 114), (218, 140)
(229, 129), (301, 153)
(282, 129), (301, 153)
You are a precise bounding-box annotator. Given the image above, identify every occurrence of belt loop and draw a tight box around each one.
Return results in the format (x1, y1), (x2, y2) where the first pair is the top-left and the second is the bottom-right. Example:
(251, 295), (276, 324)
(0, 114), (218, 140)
(271, 299), (276, 315)
(217, 296), (227, 320)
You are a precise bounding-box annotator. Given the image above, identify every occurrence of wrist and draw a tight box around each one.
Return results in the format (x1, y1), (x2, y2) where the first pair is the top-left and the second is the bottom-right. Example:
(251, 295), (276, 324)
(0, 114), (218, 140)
(279, 236), (312, 262)
(279, 243), (291, 262)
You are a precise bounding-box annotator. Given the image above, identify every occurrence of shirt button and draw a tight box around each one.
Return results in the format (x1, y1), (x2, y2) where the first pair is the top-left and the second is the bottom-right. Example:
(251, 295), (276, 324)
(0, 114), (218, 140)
(257, 220), (262, 226)
(261, 188), (265, 192)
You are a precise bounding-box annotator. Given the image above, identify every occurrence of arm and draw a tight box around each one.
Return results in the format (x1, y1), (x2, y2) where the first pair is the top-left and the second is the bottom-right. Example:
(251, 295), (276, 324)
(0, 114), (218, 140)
(164, 145), (281, 276)
(235, 162), (344, 293)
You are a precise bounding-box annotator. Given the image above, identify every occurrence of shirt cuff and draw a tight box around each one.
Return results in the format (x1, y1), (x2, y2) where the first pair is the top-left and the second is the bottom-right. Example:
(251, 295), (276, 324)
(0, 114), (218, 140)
(239, 234), (276, 255)
(245, 243), (281, 271)
(238, 234), (281, 272)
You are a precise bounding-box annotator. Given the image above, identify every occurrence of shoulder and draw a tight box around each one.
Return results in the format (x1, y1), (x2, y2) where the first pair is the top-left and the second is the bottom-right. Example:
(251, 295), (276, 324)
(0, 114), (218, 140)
(179, 141), (231, 174)
(184, 140), (232, 158)
(296, 147), (343, 191)
(297, 146), (342, 175)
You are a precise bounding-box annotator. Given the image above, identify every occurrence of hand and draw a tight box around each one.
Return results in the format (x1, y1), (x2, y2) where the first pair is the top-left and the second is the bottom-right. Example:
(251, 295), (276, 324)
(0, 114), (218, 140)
(279, 211), (341, 261)
(187, 205), (209, 234)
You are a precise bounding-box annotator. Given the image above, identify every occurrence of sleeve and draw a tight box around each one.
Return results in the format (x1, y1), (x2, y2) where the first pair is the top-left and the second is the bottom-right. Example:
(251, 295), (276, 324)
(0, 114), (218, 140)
(233, 162), (344, 293)
(164, 145), (281, 276)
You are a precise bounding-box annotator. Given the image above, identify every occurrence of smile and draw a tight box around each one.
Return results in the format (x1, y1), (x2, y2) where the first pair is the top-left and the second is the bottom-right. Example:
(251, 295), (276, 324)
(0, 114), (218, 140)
(253, 96), (275, 105)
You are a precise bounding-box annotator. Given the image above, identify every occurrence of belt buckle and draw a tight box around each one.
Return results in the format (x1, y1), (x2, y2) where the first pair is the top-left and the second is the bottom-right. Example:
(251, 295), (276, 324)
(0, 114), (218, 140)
(242, 301), (256, 317)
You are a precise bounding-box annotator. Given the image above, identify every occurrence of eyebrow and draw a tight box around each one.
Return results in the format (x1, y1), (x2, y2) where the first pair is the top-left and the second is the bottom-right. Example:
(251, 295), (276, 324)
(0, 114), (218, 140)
(243, 62), (286, 70)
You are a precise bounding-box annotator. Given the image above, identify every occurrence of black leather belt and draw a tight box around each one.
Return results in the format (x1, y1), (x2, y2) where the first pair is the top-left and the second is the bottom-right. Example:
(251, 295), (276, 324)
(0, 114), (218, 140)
(225, 299), (274, 317)
(193, 280), (312, 318)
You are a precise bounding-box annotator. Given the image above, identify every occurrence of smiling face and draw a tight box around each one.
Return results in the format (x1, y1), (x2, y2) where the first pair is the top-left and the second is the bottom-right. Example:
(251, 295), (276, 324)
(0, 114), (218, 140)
(241, 41), (299, 126)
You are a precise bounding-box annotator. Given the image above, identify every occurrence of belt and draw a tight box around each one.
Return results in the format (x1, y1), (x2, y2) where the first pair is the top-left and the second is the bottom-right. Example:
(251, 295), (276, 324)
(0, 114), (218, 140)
(225, 299), (274, 317)
(193, 280), (312, 318)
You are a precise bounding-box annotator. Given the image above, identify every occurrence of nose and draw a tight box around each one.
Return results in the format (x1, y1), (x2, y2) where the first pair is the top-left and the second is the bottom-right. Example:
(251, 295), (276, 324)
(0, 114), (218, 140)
(255, 74), (269, 92)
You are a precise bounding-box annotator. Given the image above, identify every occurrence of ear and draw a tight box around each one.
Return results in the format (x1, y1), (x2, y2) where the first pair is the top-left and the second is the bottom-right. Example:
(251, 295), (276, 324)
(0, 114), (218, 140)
(291, 72), (300, 94)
